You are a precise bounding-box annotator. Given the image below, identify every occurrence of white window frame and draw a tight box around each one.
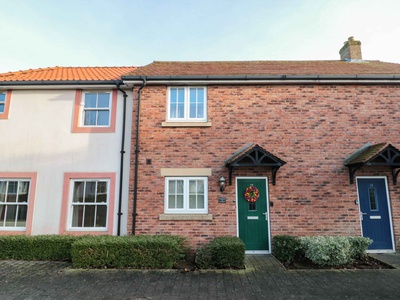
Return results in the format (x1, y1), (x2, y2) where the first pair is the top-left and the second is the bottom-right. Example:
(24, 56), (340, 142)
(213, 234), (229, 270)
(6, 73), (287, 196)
(68, 179), (110, 231)
(81, 91), (112, 127)
(0, 179), (30, 230)
(167, 87), (207, 122)
(164, 177), (208, 214)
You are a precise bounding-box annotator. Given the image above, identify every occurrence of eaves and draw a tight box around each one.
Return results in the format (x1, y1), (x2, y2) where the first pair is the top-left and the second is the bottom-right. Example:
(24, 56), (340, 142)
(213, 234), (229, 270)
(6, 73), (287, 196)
(122, 74), (400, 86)
(0, 80), (129, 90)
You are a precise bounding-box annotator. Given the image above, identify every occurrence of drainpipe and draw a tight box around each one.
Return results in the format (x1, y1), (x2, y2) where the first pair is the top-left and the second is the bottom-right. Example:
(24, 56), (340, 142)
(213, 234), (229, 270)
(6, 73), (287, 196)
(132, 78), (146, 235)
(116, 81), (128, 236)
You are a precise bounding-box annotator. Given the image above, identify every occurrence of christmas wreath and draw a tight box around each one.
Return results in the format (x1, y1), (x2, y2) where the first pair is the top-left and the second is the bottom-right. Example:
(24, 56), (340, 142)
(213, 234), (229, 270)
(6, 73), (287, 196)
(244, 185), (260, 203)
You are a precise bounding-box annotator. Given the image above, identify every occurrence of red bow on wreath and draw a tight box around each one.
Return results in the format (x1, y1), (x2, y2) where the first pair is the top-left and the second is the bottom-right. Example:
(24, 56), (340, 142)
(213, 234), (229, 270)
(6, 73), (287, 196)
(244, 186), (260, 203)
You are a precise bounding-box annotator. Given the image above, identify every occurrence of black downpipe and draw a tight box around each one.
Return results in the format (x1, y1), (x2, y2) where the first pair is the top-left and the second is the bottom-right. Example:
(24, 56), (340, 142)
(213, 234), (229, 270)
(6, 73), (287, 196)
(116, 81), (127, 236)
(132, 78), (146, 235)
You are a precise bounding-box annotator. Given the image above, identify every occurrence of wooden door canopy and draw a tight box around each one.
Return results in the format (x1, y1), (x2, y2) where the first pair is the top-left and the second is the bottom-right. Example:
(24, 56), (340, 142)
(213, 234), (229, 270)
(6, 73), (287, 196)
(345, 143), (400, 184)
(225, 143), (286, 185)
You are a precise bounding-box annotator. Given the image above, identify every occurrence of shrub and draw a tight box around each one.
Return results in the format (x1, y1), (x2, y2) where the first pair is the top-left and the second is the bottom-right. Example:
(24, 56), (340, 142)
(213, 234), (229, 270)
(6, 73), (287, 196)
(195, 236), (245, 269)
(71, 235), (188, 268)
(0, 235), (79, 261)
(272, 235), (303, 264)
(195, 244), (213, 269)
(211, 236), (245, 269)
(348, 236), (373, 259)
(301, 236), (352, 266)
(273, 235), (374, 267)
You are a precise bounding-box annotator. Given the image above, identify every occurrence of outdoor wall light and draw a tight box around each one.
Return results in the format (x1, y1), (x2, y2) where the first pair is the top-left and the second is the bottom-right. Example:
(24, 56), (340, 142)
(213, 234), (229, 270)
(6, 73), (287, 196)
(219, 176), (226, 192)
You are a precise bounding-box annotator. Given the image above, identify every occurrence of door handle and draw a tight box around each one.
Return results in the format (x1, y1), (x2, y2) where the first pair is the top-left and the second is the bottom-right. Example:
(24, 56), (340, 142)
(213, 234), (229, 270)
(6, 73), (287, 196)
(360, 212), (367, 220)
(262, 212), (268, 221)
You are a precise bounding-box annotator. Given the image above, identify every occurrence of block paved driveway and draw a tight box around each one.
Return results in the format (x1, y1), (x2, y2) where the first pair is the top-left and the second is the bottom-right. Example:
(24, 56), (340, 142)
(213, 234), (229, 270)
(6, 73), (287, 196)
(0, 255), (400, 299)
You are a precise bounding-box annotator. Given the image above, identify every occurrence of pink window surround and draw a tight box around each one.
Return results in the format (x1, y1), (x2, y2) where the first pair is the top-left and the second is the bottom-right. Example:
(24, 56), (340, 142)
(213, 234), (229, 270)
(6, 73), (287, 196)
(59, 172), (116, 235)
(0, 90), (12, 119)
(72, 89), (118, 133)
(0, 172), (37, 235)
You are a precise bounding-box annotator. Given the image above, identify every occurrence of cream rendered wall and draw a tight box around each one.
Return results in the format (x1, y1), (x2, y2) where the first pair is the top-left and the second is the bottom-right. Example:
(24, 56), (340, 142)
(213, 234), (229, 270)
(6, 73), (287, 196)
(0, 88), (133, 235)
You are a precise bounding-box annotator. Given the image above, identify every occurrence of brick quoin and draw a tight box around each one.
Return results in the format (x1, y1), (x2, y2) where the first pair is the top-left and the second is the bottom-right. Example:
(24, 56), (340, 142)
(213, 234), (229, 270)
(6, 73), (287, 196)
(128, 84), (400, 250)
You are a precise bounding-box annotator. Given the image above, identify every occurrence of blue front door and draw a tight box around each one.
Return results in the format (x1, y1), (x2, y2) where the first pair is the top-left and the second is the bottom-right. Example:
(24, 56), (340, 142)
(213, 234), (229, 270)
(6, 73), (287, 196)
(357, 178), (394, 251)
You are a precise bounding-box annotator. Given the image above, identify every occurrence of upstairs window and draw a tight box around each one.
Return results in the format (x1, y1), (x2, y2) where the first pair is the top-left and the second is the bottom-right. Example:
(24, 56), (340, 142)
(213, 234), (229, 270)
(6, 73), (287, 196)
(72, 90), (117, 133)
(0, 91), (11, 119)
(0, 93), (5, 114)
(83, 92), (111, 126)
(167, 87), (207, 122)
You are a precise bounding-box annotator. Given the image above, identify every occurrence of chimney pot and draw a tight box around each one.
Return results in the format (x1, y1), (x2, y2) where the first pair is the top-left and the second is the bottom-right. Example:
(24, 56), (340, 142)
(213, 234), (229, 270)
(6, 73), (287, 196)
(339, 36), (362, 62)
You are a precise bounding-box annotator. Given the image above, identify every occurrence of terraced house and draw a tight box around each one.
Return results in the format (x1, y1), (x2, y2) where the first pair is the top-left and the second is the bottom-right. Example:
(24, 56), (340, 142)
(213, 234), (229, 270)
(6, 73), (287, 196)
(123, 37), (400, 253)
(1, 37), (400, 254)
(0, 67), (136, 236)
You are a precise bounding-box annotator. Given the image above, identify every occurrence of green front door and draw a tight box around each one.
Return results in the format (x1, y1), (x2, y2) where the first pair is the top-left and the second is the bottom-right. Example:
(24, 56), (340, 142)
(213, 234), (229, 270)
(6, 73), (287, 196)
(237, 178), (269, 252)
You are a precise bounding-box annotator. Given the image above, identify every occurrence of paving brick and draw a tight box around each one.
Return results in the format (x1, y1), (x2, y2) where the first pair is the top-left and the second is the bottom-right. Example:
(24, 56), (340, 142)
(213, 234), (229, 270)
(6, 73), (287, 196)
(0, 255), (400, 299)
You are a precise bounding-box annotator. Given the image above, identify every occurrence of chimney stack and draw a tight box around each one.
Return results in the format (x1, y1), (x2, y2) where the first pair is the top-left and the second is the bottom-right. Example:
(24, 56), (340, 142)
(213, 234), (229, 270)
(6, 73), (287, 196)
(339, 36), (362, 62)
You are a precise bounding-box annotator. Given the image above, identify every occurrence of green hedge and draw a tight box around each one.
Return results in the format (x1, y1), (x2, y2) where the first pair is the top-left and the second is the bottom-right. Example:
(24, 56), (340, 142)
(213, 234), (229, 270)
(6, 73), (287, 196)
(0, 235), (79, 261)
(71, 235), (188, 268)
(195, 236), (245, 269)
(272, 235), (302, 264)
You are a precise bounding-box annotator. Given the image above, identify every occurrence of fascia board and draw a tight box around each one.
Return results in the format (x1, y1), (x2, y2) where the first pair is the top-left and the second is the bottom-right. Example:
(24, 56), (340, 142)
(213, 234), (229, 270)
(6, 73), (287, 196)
(123, 79), (400, 85)
(0, 83), (128, 90)
(122, 74), (400, 85)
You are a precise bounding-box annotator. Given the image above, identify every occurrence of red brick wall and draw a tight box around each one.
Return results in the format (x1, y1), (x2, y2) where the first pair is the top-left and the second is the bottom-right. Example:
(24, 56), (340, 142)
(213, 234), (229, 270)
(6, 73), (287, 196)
(128, 84), (400, 250)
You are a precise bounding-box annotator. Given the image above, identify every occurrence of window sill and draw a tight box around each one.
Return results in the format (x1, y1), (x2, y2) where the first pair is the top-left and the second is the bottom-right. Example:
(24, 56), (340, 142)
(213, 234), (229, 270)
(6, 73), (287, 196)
(0, 230), (26, 235)
(72, 126), (115, 133)
(61, 230), (110, 236)
(161, 122), (212, 127)
(159, 214), (213, 221)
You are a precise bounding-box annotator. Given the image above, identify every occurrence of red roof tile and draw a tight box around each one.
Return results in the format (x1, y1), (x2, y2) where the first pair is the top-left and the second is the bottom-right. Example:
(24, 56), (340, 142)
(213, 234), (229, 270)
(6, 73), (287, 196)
(0, 66), (137, 82)
(125, 60), (400, 77)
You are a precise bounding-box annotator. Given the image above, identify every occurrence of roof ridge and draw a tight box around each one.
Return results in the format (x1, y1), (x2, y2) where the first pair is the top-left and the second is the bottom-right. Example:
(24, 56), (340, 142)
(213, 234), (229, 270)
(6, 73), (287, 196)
(3, 66), (136, 72)
(150, 60), (375, 64)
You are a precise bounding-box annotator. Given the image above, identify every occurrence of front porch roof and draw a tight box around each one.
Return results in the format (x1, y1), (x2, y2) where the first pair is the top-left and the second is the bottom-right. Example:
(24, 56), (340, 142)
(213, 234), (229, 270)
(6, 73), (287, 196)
(344, 143), (400, 184)
(225, 143), (286, 185)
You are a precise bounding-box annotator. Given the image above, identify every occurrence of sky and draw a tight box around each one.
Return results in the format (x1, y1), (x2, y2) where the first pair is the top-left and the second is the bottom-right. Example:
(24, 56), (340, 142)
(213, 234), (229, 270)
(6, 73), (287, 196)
(1, 0), (400, 73)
